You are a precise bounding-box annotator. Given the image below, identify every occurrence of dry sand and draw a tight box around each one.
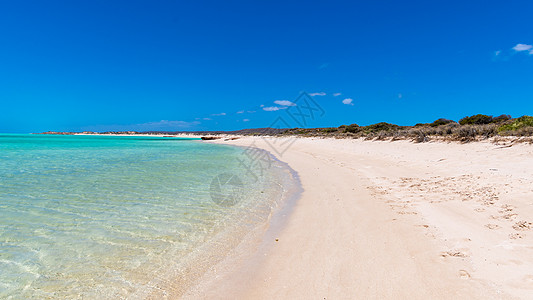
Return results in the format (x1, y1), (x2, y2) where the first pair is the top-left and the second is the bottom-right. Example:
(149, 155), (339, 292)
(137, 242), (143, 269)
(183, 136), (533, 299)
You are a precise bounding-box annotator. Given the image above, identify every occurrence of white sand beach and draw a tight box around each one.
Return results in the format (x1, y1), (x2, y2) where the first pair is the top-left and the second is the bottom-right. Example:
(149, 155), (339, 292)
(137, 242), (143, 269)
(182, 137), (533, 299)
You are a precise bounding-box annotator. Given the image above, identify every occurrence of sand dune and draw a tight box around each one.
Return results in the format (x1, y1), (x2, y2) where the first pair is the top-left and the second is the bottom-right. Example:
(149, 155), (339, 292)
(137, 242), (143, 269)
(184, 137), (533, 299)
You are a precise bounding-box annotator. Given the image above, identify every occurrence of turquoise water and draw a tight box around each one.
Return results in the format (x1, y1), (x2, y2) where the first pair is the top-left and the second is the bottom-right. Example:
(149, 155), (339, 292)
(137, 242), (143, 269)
(0, 134), (297, 298)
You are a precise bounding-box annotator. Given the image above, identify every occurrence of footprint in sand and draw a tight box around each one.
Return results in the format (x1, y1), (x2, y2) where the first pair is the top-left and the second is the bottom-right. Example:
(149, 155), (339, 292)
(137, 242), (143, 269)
(499, 204), (514, 213)
(485, 224), (501, 230)
(509, 233), (524, 239)
(513, 221), (532, 231)
(459, 270), (471, 279)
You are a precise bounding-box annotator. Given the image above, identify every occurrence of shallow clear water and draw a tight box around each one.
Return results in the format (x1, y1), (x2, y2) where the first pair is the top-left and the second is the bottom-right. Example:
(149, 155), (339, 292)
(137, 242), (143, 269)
(0, 134), (297, 298)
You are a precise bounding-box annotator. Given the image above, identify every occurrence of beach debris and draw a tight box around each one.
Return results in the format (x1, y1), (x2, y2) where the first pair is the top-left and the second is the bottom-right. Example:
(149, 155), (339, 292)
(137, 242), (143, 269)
(201, 136), (221, 140)
(441, 250), (468, 258)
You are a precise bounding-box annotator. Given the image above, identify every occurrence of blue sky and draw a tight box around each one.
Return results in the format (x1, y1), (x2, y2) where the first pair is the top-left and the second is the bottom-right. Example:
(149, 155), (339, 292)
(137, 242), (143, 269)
(1, 0), (532, 133)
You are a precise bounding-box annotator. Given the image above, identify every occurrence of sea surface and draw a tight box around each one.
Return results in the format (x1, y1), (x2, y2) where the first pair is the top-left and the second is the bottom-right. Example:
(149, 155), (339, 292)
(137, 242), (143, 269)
(0, 134), (298, 298)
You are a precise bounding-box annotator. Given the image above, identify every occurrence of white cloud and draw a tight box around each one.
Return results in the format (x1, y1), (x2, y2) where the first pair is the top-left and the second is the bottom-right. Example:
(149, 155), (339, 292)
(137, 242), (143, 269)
(342, 98), (354, 106)
(494, 50), (501, 56)
(333, 93), (342, 97)
(247, 110), (256, 113)
(309, 92), (326, 96)
(211, 112), (226, 116)
(274, 100), (296, 106)
(398, 93), (403, 99)
(263, 106), (280, 111)
(202, 117), (212, 121)
(236, 110), (244, 114)
(243, 119), (250, 122)
(512, 43), (533, 52)
(260, 104), (265, 107)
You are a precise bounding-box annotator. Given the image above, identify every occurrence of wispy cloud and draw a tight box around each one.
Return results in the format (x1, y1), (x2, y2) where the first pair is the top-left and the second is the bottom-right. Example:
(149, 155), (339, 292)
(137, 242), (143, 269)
(263, 106), (283, 111)
(398, 93), (403, 99)
(243, 119), (250, 122)
(236, 110), (244, 114)
(342, 98), (354, 106)
(309, 92), (326, 96)
(333, 92), (342, 97)
(274, 100), (296, 106)
(211, 112), (226, 116)
(512, 43), (533, 54)
(263, 99), (297, 111)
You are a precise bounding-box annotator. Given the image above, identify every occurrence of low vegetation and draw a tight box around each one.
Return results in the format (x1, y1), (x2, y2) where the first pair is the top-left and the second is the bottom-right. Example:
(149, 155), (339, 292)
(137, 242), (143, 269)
(41, 114), (533, 144)
(279, 114), (533, 143)
(458, 114), (511, 125)
(498, 116), (533, 134)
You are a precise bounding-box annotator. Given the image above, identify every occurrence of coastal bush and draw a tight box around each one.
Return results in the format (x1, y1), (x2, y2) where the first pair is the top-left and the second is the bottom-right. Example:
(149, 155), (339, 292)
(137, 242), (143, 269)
(459, 114), (493, 125)
(456, 126), (478, 142)
(362, 122), (400, 133)
(413, 131), (429, 143)
(430, 118), (455, 127)
(498, 116), (533, 133)
(321, 127), (338, 133)
(273, 115), (532, 142)
(344, 123), (361, 134)
(492, 114), (512, 123)
(454, 124), (497, 141)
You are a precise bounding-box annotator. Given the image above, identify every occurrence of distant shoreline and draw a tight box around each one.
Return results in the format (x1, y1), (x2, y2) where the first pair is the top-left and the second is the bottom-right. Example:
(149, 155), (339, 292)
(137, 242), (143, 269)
(35, 114), (533, 143)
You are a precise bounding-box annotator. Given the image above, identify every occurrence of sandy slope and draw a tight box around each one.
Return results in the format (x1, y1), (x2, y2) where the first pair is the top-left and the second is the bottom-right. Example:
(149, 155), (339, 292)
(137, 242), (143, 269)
(183, 137), (533, 299)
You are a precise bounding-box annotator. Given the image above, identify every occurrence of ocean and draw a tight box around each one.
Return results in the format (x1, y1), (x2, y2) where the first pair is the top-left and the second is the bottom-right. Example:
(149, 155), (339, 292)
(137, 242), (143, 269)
(0, 134), (299, 298)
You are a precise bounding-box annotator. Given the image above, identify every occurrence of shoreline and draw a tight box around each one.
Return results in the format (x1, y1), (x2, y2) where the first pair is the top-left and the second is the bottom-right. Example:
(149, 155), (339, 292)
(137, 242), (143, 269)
(183, 136), (533, 299)
(178, 139), (304, 299)
(141, 140), (303, 299)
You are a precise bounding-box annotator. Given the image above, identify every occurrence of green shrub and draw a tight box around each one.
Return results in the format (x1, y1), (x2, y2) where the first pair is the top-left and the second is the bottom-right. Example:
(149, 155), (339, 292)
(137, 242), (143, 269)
(363, 122), (400, 133)
(492, 114), (512, 123)
(498, 116), (533, 132)
(459, 114), (491, 125)
(345, 123), (361, 133)
(430, 118), (455, 127)
(322, 127), (338, 133)
(459, 114), (493, 125)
